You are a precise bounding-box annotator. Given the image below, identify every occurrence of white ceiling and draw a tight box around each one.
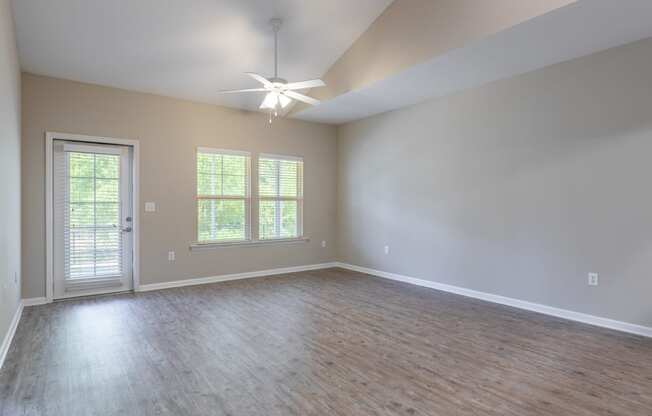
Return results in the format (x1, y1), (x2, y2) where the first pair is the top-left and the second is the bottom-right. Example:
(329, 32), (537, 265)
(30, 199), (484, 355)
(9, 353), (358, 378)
(296, 0), (652, 124)
(12, 0), (392, 112)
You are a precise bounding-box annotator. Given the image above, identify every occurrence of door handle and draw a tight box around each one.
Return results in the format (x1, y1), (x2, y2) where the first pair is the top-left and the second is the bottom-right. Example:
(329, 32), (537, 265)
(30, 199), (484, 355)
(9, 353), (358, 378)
(121, 226), (133, 233)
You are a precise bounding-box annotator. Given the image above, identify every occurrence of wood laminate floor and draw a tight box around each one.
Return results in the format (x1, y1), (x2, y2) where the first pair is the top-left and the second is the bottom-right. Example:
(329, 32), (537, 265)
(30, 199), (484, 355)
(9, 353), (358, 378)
(1, 268), (651, 415)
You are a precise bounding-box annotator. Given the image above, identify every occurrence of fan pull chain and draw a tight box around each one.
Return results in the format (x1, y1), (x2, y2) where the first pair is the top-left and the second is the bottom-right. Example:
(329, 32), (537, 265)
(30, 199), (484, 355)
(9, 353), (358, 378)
(268, 108), (281, 125)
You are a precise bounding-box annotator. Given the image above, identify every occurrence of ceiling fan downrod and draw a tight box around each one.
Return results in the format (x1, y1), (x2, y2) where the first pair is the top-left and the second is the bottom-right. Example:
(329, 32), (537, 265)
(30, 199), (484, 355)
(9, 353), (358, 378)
(268, 18), (283, 124)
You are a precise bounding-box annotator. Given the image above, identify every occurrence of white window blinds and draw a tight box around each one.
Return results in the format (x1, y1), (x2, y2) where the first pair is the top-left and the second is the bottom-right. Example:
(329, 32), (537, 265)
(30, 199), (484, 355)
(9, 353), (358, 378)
(258, 155), (303, 240)
(196, 148), (251, 242)
(57, 150), (123, 279)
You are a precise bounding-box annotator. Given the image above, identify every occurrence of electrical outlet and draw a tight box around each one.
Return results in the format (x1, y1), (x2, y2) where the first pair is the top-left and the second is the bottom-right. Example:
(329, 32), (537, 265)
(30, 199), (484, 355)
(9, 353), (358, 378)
(168, 251), (175, 261)
(321, 240), (327, 248)
(588, 272), (599, 286)
(384, 245), (390, 255)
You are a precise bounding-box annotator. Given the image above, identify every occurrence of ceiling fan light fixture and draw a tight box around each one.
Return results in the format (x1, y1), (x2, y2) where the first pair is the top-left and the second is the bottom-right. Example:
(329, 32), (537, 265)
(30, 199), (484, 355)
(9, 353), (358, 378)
(279, 93), (292, 108)
(260, 92), (279, 109)
(260, 91), (292, 111)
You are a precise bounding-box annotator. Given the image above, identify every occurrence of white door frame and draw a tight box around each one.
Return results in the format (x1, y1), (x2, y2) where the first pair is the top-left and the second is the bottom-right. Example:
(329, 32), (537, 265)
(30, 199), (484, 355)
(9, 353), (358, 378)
(45, 132), (141, 302)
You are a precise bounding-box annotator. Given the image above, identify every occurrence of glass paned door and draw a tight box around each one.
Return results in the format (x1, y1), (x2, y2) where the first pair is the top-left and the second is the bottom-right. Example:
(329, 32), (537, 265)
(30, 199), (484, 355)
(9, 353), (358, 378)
(53, 141), (133, 299)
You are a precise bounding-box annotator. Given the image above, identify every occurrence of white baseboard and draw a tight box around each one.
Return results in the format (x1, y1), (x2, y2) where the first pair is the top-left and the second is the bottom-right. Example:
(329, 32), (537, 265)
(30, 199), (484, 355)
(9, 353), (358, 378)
(22, 297), (50, 307)
(0, 302), (23, 370)
(336, 262), (652, 338)
(137, 262), (339, 292)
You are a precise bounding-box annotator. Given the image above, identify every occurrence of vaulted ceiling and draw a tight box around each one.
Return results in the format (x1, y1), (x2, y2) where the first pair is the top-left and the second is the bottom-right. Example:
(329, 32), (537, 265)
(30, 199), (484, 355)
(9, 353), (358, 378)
(12, 0), (393, 112)
(295, 0), (652, 124)
(12, 0), (652, 125)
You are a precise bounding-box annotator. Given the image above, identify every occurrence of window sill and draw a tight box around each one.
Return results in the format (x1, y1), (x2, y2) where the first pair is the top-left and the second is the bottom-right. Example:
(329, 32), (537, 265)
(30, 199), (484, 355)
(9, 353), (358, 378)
(190, 237), (310, 251)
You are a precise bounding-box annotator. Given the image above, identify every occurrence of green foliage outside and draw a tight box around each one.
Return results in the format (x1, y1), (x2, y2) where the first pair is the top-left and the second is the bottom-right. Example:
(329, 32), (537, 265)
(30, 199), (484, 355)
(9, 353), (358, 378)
(258, 158), (300, 240)
(197, 153), (247, 241)
(197, 153), (302, 242)
(67, 152), (121, 278)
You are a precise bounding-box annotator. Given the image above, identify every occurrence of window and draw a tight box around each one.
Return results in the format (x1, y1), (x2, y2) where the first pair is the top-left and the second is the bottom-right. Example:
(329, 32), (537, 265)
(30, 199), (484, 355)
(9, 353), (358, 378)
(196, 148), (250, 242)
(258, 154), (303, 240)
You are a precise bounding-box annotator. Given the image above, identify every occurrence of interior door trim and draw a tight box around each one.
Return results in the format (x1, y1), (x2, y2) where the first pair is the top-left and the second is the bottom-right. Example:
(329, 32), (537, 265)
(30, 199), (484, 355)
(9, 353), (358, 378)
(45, 132), (141, 303)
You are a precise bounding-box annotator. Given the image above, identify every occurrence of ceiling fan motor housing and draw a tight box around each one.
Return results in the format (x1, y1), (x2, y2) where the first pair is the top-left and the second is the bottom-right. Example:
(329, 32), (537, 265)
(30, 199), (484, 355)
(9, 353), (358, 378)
(270, 18), (283, 32)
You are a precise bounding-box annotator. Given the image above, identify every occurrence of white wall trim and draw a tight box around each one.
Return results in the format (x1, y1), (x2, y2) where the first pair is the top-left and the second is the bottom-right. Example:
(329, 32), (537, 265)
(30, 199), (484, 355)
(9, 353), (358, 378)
(0, 303), (23, 370)
(137, 262), (338, 292)
(336, 262), (652, 338)
(190, 237), (310, 250)
(22, 297), (52, 307)
(45, 132), (141, 302)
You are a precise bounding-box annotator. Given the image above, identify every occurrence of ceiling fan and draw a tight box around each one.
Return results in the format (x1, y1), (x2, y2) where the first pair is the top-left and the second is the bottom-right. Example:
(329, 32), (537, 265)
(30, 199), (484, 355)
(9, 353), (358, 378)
(218, 18), (326, 122)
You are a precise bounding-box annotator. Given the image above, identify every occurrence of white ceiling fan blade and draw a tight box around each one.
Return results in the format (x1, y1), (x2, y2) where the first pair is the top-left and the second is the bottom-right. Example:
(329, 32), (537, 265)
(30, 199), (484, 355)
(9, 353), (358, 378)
(217, 88), (267, 94)
(283, 79), (326, 90)
(245, 72), (273, 87)
(283, 91), (320, 106)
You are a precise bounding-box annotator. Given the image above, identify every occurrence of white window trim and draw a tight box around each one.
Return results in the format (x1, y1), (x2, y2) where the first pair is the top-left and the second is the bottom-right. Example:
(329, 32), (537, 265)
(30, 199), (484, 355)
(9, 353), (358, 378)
(191, 150), (306, 249)
(197, 147), (251, 157)
(258, 152), (303, 162)
(190, 236), (309, 250)
(195, 147), (252, 244)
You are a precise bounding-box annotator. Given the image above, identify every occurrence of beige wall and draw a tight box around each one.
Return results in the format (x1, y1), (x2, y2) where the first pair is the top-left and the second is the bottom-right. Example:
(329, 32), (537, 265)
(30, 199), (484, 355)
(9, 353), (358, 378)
(22, 74), (337, 299)
(0, 0), (21, 347)
(337, 38), (652, 327)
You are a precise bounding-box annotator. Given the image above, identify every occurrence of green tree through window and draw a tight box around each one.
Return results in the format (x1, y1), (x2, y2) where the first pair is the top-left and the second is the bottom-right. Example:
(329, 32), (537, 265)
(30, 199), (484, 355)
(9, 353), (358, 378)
(258, 155), (303, 240)
(196, 149), (250, 242)
(66, 152), (121, 278)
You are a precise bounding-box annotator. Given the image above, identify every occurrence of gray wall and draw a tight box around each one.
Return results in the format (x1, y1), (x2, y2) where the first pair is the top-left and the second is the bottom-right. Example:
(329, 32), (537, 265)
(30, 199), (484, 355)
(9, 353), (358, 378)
(22, 74), (337, 299)
(337, 38), (652, 327)
(0, 0), (21, 346)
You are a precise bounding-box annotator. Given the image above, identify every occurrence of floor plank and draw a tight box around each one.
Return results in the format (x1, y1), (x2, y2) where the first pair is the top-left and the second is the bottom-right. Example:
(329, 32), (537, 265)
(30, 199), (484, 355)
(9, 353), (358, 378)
(1, 268), (651, 415)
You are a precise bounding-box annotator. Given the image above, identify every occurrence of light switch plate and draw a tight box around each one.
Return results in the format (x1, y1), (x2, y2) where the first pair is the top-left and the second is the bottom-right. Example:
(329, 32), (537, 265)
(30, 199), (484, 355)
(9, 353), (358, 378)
(145, 202), (156, 212)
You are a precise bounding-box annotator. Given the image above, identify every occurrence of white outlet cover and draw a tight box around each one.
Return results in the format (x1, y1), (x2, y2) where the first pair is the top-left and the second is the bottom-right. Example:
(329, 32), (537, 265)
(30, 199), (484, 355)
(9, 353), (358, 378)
(321, 240), (327, 248)
(588, 272), (599, 286)
(384, 245), (390, 254)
